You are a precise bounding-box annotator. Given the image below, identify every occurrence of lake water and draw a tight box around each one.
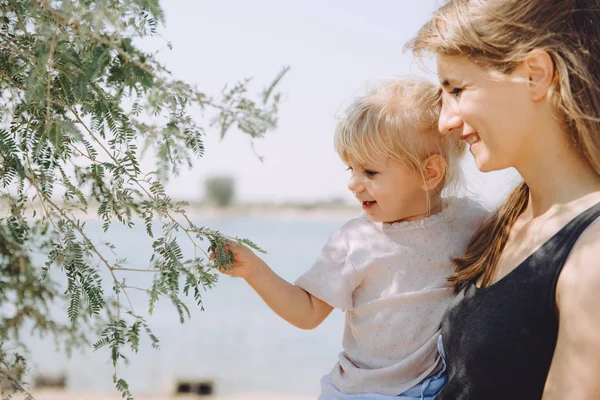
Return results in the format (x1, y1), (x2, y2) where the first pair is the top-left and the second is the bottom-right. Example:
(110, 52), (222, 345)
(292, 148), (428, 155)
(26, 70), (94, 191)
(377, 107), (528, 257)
(24, 215), (356, 397)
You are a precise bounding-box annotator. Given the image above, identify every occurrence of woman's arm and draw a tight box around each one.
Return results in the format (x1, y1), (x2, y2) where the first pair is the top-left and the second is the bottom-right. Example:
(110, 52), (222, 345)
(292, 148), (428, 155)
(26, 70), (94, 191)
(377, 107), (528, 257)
(543, 221), (600, 399)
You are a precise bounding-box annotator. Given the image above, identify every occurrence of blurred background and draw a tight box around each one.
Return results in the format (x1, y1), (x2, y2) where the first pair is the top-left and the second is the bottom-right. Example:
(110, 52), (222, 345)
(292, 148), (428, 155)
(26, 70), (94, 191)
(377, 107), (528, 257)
(143, 0), (520, 208)
(21, 0), (521, 399)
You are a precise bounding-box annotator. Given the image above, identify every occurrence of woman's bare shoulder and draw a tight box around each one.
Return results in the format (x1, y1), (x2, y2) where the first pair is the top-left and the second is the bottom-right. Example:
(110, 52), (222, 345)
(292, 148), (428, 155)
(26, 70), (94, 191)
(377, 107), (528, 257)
(545, 218), (600, 397)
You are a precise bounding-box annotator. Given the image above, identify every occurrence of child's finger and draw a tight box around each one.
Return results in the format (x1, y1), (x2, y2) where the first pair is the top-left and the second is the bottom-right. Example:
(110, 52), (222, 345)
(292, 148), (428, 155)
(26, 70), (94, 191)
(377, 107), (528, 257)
(216, 266), (233, 276)
(225, 240), (247, 258)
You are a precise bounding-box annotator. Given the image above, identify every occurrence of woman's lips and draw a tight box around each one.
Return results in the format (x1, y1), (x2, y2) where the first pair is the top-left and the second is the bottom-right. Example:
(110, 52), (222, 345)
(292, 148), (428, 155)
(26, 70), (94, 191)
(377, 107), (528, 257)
(461, 133), (480, 145)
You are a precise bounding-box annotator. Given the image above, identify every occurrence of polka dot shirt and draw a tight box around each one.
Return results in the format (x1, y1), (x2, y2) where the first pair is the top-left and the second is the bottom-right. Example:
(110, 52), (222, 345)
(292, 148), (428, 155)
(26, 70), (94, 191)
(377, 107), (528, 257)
(295, 197), (489, 395)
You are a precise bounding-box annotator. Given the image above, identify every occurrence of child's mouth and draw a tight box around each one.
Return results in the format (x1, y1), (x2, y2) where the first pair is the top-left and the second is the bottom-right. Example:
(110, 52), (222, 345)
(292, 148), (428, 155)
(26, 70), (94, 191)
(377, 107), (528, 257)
(362, 200), (376, 210)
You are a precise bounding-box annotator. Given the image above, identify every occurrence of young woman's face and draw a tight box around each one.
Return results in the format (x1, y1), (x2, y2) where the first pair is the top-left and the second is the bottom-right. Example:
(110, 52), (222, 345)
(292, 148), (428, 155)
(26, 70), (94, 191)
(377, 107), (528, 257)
(436, 54), (537, 173)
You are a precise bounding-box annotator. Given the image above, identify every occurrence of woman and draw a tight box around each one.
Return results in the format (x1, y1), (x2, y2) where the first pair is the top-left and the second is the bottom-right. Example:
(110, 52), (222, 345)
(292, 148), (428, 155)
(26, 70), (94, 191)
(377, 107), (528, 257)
(406, 1), (600, 399)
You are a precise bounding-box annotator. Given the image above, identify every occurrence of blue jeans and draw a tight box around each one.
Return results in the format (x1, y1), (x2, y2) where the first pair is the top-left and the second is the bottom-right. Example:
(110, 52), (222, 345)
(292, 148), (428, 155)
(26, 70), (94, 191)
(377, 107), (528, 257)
(318, 336), (448, 400)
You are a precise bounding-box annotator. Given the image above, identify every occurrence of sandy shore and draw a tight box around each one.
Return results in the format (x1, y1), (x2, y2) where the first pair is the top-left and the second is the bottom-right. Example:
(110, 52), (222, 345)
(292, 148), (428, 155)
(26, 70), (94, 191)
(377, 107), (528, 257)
(17, 390), (313, 400)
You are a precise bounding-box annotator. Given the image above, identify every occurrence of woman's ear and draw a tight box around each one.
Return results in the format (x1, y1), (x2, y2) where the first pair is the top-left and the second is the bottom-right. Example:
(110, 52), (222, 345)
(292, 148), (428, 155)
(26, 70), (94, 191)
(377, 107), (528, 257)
(520, 49), (554, 101)
(420, 154), (446, 192)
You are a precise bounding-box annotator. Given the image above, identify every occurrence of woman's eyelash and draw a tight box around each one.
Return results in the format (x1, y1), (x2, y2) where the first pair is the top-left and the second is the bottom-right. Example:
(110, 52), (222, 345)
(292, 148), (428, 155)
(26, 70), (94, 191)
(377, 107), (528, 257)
(450, 87), (463, 96)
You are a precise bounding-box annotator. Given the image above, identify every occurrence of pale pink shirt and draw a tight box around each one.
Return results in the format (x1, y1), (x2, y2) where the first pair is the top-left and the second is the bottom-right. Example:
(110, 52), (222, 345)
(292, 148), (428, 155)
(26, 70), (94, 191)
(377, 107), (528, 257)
(295, 198), (489, 395)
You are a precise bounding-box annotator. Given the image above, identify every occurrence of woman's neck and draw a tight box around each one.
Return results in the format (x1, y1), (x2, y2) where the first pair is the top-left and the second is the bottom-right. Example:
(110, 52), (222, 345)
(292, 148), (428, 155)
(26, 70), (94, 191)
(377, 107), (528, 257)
(517, 138), (600, 218)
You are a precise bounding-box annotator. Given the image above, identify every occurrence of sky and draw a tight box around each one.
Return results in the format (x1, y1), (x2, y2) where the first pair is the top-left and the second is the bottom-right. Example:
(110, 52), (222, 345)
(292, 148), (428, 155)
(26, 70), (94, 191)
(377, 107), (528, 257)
(144, 0), (522, 208)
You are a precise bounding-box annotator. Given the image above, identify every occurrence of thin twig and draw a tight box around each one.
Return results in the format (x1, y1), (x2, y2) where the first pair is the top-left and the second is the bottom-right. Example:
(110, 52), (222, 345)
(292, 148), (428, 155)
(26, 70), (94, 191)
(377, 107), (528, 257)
(121, 285), (151, 293)
(0, 32), (32, 57)
(45, 33), (57, 138)
(24, 152), (62, 247)
(35, 0), (202, 100)
(68, 106), (210, 261)
(65, 140), (101, 163)
(112, 267), (155, 273)
(0, 370), (35, 400)
(0, 69), (25, 91)
(15, 9), (28, 35)
(23, 168), (135, 318)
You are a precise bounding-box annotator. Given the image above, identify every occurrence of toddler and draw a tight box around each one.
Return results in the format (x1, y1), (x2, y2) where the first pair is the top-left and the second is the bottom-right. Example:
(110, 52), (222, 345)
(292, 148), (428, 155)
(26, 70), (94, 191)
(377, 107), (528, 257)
(215, 76), (488, 399)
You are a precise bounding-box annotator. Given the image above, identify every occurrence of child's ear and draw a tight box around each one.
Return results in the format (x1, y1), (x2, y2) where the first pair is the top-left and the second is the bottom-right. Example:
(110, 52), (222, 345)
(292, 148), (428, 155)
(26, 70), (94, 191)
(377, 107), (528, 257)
(420, 154), (446, 192)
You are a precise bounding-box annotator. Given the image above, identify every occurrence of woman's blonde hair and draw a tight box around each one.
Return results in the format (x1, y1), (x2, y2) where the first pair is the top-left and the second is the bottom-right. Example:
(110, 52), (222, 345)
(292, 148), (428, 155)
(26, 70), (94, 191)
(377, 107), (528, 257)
(334, 76), (465, 201)
(406, 0), (600, 290)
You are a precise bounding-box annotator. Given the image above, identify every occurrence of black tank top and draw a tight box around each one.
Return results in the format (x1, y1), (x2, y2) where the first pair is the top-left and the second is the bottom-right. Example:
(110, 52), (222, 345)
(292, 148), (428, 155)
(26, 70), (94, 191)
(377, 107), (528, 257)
(437, 202), (600, 400)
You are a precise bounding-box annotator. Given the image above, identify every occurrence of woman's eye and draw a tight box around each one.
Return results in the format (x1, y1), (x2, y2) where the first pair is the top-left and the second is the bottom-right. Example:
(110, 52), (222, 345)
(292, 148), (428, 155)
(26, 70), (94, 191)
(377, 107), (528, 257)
(450, 87), (463, 97)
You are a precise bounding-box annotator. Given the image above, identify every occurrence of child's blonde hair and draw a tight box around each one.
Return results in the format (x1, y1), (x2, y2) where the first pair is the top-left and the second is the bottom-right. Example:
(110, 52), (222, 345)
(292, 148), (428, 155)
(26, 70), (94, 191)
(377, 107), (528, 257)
(334, 76), (465, 200)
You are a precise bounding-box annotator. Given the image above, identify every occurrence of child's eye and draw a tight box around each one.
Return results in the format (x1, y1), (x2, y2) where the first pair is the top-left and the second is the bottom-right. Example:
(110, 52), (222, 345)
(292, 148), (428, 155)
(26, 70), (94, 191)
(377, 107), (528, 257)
(345, 166), (353, 172)
(364, 170), (378, 177)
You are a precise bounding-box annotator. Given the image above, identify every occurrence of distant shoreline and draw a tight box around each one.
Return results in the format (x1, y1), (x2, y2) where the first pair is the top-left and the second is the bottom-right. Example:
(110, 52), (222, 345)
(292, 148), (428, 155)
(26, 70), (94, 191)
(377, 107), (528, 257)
(0, 201), (363, 222)
(185, 203), (362, 221)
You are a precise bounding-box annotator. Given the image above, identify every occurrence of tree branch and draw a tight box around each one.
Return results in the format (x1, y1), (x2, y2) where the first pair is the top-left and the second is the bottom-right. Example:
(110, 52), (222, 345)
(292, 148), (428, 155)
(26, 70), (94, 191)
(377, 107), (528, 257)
(0, 69), (25, 91)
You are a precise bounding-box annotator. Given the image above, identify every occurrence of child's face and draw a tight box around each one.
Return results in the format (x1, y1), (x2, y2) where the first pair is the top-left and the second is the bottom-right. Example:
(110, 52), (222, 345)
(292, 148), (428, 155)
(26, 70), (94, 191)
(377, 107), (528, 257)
(346, 153), (429, 224)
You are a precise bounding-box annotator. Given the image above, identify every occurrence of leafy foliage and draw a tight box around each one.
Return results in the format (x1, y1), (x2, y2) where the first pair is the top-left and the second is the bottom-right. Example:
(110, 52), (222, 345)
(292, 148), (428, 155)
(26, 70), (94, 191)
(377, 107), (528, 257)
(0, 0), (285, 397)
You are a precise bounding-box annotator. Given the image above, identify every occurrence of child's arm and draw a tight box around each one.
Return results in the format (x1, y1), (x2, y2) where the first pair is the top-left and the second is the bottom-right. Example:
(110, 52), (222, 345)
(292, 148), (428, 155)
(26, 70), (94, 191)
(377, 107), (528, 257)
(216, 241), (334, 330)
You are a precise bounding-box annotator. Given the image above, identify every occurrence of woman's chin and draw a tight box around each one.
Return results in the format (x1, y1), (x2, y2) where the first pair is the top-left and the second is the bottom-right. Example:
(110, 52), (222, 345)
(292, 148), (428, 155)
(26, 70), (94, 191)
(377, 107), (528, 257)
(474, 157), (498, 173)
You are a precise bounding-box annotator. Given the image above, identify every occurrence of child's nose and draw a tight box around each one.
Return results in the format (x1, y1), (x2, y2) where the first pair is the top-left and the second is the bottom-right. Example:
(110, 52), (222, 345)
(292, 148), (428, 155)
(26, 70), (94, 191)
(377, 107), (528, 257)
(347, 174), (364, 193)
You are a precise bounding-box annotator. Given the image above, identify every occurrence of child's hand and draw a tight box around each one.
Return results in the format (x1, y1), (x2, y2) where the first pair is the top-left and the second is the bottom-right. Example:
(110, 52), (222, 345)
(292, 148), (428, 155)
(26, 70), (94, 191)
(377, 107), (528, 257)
(211, 240), (266, 280)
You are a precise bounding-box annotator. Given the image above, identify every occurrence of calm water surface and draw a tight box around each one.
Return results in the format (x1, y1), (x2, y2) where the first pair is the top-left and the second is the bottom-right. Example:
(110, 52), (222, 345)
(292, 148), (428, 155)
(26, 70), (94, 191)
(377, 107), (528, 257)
(26, 215), (352, 397)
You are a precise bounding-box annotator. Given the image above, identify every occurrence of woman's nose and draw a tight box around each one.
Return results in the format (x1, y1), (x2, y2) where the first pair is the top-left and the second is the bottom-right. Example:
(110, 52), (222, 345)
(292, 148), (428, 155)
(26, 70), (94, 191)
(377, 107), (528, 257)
(438, 95), (463, 136)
